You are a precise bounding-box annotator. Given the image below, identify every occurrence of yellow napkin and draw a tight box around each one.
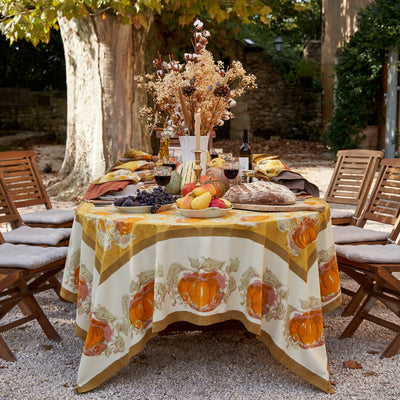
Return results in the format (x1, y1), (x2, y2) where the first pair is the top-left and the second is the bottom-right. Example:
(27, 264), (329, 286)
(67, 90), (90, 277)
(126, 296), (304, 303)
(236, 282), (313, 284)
(122, 149), (152, 161)
(255, 157), (287, 180)
(92, 169), (141, 184)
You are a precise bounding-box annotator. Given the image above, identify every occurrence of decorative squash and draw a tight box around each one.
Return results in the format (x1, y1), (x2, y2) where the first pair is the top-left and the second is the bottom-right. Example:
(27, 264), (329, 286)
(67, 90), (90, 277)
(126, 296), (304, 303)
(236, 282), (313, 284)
(246, 280), (276, 319)
(181, 161), (197, 189)
(292, 217), (317, 249)
(206, 167), (241, 189)
(166, 170), (182, 194)
(178, 271), (225, 312)
(288, 309), (324, 349)
(129, 280), (154, 329)
(319, 256), (340, 300)
(200, 177), (226, 197)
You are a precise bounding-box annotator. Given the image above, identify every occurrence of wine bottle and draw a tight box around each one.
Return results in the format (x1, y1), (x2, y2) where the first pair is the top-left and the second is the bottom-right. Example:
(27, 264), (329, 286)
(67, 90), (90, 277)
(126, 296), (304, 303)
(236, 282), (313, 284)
(239, 129), (253, 172)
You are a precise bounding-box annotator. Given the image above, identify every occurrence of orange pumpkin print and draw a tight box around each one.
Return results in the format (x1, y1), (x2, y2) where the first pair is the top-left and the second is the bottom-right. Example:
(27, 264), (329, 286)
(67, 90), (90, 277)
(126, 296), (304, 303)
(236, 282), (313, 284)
(73, 266), (80, 286)
(292, 217), (317, 248)
(129, 280), (154, 329)
(246, 280), (276, 319)
(83, 316), (113, 356)
(178, 271), (225, 312)
(289, 309), (324, 349)
(114, 218), (140, 235)
(241, 215), (271, 222)
(319, 256), (340, 301)
(77, 276), (89, 308)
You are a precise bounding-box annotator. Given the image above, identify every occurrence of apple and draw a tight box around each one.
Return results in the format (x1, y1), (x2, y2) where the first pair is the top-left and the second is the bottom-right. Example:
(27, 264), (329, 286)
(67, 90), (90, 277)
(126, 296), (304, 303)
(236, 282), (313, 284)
(209, 197), (225, 209)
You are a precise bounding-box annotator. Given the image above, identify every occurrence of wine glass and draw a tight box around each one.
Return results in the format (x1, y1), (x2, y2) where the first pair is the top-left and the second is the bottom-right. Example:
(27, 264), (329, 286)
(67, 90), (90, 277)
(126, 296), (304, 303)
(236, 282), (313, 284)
(154, 166), (172, 187)
(223, 160), (240, 188)
(162, 157), (177, 171)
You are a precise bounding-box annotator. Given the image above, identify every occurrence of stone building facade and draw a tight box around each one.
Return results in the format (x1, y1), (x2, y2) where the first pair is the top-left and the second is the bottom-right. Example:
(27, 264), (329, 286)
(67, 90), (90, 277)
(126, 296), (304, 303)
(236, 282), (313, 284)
(230, 43), (322, 142)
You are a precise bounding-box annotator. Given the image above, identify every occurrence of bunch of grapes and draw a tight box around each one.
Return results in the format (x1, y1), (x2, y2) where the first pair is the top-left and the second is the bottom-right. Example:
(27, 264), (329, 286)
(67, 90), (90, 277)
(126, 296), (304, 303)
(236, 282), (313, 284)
(114, 187), (180, 213)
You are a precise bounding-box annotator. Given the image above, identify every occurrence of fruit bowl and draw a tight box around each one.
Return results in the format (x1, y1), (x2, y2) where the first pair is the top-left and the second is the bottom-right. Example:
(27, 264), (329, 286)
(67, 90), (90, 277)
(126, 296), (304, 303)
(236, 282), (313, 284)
(176, 207), (232, 219)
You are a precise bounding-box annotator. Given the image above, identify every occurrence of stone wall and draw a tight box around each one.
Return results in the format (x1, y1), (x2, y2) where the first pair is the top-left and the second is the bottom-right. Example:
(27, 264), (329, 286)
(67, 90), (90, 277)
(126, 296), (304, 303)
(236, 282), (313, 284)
(230, 45), (322, 142)
(0, 89), (67, 143)
(0, 42), (322, 145)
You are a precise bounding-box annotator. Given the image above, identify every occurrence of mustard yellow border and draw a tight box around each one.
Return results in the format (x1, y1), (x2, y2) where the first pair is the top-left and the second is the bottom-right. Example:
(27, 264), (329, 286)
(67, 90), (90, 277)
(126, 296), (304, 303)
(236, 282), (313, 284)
(74, 311), (334, 394)
(93, 227), (317, 285)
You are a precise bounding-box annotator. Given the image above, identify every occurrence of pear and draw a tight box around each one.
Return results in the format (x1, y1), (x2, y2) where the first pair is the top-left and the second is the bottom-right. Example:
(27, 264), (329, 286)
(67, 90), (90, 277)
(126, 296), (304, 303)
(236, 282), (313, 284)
(191, 192), (212, 210)
(176, 197), (184, 209)
(221, 198), (232, 209)
(192, 186), (208, 197)
(181, 192), (195, 209)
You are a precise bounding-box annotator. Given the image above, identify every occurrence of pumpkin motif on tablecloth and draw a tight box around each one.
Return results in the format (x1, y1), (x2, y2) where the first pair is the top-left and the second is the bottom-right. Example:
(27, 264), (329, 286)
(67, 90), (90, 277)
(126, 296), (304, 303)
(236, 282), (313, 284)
(83, 316), (113, 356)
(77, 275), (89, 308)
(319, 255), (340, 302)
(114, 218), (140, 236)
(246, 280), (276, 319)
(288, 309), (324, 349)
(129, 280), (155, 329)
(178, 271), (225, 312)
(292, 217), (317, 249)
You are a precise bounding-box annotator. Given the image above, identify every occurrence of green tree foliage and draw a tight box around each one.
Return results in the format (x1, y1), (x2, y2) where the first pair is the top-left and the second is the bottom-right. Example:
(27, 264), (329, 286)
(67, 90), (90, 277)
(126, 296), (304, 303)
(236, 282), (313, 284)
(1, 1), (321, 90)
(324, 0), (400, 153)
(0, 1), (272, 44)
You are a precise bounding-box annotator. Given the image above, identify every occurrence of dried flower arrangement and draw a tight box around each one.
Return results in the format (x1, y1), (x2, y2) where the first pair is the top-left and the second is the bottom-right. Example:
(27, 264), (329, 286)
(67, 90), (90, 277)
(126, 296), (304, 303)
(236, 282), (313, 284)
(136, 19), (257, 138)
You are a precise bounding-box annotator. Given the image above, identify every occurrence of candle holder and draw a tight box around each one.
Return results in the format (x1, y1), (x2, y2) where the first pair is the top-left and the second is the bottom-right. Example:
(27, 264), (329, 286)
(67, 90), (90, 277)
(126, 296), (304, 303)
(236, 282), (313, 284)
(192, 149), (203, 186)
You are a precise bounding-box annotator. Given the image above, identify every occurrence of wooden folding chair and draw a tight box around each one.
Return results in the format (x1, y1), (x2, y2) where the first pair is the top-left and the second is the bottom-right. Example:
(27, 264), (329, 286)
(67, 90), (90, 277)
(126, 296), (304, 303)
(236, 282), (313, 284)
(0, 173), (70, 247)
(0, 150), (74, 228)
(0, 232), (67, 361)
(336, 242), (400, 357)
(333, 158), (400, 314)
(332, 158), (400, 247)
(325, 149), (384, 225)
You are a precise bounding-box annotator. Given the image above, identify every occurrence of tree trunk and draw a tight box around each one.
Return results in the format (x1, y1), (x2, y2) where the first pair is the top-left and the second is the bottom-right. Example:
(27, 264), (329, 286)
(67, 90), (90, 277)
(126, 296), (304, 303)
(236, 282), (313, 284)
(49, 13), (151, 198)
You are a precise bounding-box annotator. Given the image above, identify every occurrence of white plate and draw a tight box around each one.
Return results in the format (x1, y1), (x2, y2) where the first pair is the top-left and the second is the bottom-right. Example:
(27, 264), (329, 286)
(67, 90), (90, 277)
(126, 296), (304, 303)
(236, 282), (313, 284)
(99, 194), (126, 200)
(111, 183), (143, 196)
(177, 207), (232, 218)
(114, 203), (174, 213)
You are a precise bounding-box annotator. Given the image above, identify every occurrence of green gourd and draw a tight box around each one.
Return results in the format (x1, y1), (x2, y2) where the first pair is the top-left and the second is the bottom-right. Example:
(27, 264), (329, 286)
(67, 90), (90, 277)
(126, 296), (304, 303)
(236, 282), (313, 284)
(165, 170), (182, 194)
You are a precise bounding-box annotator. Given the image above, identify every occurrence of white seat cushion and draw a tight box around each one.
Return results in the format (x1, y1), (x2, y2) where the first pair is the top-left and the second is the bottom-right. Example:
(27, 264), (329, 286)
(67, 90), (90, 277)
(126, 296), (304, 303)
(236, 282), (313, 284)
(332, 225), (389, 244)
(330, 209), (354, 219)
(336, 244), (400, 263)
(3, 226), (71, 246)
(21, 209), (75, 224)
(0, 243), (68, 269)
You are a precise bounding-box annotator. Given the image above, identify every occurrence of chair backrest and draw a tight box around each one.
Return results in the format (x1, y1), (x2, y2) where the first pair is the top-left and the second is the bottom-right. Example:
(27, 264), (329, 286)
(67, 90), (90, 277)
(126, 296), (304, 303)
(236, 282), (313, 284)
(0, 172), (23, 229)
(0, 150), (52, 210)
(324, 149), (384, 218)
(358, 158), (400, 240)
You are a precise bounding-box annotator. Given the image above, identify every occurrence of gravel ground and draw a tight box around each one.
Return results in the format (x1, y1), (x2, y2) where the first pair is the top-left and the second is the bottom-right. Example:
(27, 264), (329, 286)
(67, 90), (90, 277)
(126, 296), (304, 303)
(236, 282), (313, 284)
(1, 142), (399, 400)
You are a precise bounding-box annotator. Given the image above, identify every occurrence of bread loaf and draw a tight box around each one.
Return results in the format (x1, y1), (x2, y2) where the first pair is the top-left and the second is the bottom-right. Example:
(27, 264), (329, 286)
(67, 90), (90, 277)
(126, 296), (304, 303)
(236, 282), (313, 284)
(224, 181), (296, 205)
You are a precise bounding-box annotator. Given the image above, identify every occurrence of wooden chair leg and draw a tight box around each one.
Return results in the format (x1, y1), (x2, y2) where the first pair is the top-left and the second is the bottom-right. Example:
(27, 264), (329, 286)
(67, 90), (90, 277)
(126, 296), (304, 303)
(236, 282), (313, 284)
(0, 335), (16, 361)
(340, 294), (377, 338)
(16, 279), (60, 341)
(381, 333), (400, 358)
(342, 287), (367, 316)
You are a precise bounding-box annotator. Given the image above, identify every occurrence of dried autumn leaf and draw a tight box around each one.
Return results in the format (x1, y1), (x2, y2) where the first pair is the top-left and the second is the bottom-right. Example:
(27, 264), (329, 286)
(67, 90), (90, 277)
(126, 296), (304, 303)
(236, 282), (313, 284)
(343, 360), (362, 369)
(362, 371), (377, 376)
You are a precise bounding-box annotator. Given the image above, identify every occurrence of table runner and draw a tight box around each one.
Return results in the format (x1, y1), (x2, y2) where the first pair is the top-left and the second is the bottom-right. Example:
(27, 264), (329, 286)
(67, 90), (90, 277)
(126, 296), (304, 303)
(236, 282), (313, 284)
(61, 198), (341, 393)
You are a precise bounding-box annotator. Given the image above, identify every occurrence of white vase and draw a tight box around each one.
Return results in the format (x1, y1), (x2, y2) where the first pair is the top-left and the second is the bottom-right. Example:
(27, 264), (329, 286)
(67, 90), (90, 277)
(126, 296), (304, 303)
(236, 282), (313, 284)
(179, 135), (209, 175)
